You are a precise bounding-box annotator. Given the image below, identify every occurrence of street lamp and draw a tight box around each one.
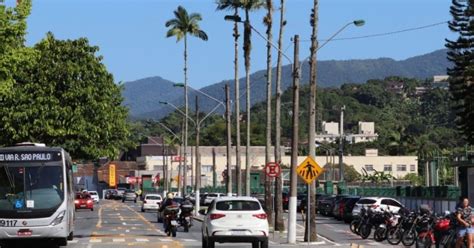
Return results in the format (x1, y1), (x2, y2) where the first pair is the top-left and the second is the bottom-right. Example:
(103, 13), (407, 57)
(173, 83), (226, 109)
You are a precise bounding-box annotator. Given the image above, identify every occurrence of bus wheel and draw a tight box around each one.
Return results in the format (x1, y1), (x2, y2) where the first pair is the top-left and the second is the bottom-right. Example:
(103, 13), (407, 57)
(67, 232), (74, 241)
(57, 238), (67, 246)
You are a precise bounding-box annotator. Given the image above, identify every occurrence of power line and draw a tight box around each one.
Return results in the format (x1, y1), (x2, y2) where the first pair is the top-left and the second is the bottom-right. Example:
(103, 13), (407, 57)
(302, 21), (448, 42)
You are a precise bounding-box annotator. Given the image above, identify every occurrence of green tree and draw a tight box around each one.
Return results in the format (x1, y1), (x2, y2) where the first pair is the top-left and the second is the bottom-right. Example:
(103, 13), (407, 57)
(403, 173), (423, 186)
(0, 33), (130, 160)
(446, 0), (474, 144)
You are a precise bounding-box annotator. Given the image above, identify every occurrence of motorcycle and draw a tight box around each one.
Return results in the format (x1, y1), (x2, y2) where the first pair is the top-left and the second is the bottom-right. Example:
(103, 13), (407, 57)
(179, 203), (194, 232)
(163, 204), (180, 237)
(374, 210), (399, 242)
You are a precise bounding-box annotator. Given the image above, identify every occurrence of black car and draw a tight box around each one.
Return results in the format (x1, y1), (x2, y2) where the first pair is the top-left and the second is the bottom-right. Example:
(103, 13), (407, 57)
(316, 194), (332, 213)
(319, 194), (349, 216)
(342, 196), (361, 223)
(299, 193), (328, 212)
(333, 196), (360, 221)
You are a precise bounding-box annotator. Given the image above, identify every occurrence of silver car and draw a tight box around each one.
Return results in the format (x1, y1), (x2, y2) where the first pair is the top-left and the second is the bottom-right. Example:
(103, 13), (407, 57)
(122, 189), (137, 203)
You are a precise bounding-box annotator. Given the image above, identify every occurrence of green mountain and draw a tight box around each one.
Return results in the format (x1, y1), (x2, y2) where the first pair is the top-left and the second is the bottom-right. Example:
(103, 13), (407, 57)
(124, 49), (450, 119)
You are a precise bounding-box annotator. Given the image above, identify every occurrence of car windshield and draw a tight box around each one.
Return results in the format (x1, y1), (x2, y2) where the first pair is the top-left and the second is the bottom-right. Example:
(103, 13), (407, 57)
(89, 192), (97, 195)
(216, 200), (261, 211)
(0, 164), (64, 212)
(146, 196), (161, 200)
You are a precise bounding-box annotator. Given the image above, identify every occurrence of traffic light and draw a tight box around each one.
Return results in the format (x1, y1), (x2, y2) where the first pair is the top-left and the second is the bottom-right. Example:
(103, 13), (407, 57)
(310, 8), (315, 27)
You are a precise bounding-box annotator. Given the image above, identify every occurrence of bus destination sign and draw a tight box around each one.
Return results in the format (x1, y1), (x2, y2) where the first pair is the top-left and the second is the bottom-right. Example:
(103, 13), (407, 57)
(0, 151), (61, 162)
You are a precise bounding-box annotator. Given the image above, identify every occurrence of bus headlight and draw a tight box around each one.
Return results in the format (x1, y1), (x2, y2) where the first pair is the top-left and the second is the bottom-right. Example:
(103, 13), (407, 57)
(50, 211), (66, 226)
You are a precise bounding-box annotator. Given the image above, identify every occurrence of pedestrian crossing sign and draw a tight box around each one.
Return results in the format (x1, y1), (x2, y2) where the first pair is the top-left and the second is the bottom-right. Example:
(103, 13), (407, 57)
(296, 156), (323, 184)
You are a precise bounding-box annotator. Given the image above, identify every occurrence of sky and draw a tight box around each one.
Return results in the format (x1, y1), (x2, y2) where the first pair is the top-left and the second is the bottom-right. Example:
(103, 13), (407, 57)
(19, 0), (455, 88)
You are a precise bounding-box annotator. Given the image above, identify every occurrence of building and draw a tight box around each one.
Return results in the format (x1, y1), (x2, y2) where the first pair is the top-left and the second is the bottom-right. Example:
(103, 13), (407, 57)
(315, 121), (339, 143)
(346, 122), (379, 143)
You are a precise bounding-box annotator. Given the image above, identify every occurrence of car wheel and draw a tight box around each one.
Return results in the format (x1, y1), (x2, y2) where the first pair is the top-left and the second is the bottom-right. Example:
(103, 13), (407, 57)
(122, 199), (125, 203)
(91, 208), (94, 211)
(201, 236), (207, 248)
(252, 241), (259, 248)
(208, 240), (215, 248)
(67, 232), (74, 241)
(261, 239), (269, 248)
(141, 208), (145, 212)
(57, 238), (67, 246)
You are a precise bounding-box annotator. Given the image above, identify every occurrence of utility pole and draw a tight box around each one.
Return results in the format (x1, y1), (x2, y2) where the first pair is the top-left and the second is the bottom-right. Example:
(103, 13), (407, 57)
(195, 95), (201, 206)
(212, 148), (217, 188)
(162, 139), (167, 196)
(339, 105), (345, 183)
(287, 34), (300, 244)
(305, 0), (319, 242)
(226, 84), (233, 196)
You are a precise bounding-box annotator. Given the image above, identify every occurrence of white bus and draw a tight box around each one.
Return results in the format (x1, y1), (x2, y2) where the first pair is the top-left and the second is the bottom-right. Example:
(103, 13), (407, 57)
(0, 143), (74, 246)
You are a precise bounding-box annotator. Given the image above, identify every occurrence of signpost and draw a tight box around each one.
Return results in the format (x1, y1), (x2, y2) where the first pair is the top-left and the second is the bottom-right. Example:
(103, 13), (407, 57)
(297, 156), (323, 244)
(264, 162), (281, 178)
(109, 164), (116, 187)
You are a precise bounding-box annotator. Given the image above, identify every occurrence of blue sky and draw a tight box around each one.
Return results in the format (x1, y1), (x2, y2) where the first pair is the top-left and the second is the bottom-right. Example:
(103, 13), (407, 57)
(21, 0), (454, 88)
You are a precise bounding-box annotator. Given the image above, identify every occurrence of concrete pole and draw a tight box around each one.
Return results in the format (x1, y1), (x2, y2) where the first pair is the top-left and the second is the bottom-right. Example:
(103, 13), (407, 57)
(194, 95), (201, 216)
(226, 84), (233, 196)
(288, 34), (300, 244)
(339, 105), (345, 182)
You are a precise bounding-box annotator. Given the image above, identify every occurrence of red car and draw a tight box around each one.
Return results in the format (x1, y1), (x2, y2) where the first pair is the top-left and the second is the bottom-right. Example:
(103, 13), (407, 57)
(75, 193), (94, 211)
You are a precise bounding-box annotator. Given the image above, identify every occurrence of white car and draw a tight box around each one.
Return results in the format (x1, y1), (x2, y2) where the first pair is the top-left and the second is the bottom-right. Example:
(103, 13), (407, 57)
(352, 197), (404, 216)
(88, 191), (100, 204)
(141, 194), (162, 212)
(204, 193), (224, 205)
(201, 196), (269, 248)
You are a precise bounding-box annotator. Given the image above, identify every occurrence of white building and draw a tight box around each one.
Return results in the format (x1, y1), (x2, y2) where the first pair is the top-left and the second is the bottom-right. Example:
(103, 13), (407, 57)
(315, 121), (340, 143)
(347, 122), (379, 143)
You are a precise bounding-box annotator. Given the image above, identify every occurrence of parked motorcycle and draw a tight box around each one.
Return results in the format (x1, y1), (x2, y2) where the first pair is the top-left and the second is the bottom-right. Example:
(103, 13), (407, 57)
(373, 210), (399, 242)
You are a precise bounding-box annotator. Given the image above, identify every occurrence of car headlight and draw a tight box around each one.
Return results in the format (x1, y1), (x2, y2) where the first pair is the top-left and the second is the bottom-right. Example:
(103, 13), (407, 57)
(50, 210), (66, 226)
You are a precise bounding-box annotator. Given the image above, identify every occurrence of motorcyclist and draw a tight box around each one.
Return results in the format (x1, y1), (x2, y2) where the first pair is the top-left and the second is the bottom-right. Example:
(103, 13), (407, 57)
(159, 192), (177, 231)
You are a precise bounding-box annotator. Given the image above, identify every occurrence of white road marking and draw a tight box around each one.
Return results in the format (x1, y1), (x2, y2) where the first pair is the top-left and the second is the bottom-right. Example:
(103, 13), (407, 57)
(90, 239), (102, 243)
(112, 238), (125, 242)
(125, 229), (130, 233)
(136, 238), (149, 242)
(160, 238), (173, 242)
(122, 222), (127, 225)
(68, 240), (78, 244)
(181, 238), (198, 242)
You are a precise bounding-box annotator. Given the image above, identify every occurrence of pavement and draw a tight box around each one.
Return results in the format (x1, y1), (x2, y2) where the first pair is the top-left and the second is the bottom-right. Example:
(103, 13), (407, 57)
(0, 200), (407, 247)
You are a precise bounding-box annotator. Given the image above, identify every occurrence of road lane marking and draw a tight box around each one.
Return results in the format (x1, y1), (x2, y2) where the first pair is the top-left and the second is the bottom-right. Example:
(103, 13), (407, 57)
(136, 238), (149, 242)
(113, 238), (125, 242)
(90, 239), (102, 243)
(68, 240), (78, 243)
(96, 205), (103, 228)
(126, 229), (130, 233)
(160, 238), (173, 242)
(180, 239), (197, 242)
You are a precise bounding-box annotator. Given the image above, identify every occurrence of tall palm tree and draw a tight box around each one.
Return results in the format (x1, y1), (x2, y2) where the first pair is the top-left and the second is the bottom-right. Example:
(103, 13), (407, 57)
(274, 0), (286, 232)
(165, 6), (208, 198)
(216, 0), (242, 196)
(241, 0), (264, 198)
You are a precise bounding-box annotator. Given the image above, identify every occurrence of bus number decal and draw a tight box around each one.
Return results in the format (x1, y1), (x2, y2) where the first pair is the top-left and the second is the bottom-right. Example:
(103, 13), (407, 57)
(0, 220), (17, 227)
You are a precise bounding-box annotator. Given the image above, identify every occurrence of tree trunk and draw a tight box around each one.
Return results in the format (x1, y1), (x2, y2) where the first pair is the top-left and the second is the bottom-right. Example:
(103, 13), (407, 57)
(183, 35), (188, 197)
(233, 8), (243, 196)
(274, 0), (285, 232)
(264, 0), (274, 230)
(305, 0), (319, 242)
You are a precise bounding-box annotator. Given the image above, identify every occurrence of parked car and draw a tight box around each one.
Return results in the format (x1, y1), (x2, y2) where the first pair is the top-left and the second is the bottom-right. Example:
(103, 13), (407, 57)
(105, 189), (117, 199)
(200, 193), (209, 206)
(342, 196), (361, 223)
(88, 190), (100, 203)
(332, 196), (360, 221)
(299, 193), (328, 212)
(352, 197), (404, 216)
(141, 194), (162, 212)
(75, 193), (93, 211)
(316, 194), (332, 213)
(204, 193), (224, 206)
(200, 196), (269, 248)
(157, 197), (184, 223)
(122, 189), (137, 203)
(319, 195), (349, 216)
(116, 187), (127, 199)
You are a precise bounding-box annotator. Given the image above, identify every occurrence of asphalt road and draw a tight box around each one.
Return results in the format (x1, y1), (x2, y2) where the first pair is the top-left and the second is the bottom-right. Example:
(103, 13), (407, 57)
(0, 200), (406, 247)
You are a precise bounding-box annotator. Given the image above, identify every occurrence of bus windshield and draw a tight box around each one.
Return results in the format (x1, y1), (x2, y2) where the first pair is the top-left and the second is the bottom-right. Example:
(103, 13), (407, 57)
(0, 164), (64, 213)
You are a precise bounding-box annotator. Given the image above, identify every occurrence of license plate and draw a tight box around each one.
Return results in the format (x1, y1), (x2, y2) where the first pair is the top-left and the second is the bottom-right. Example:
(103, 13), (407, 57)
(17, 229), (32, 237)
(0, 219), (17, 227)
(80, 205), (86, 207)
(170, 220), (178, 226)
(231, 231), (248, 235)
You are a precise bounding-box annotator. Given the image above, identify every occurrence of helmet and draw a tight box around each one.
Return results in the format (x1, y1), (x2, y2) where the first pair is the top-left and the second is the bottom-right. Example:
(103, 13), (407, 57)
(167, 192), (174, 199)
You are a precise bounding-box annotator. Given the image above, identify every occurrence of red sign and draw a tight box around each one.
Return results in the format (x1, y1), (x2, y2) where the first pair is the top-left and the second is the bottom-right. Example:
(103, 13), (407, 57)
(172, 156), (185, 162)
(126, 176), (142, 184)
(264, 162), (281, 177)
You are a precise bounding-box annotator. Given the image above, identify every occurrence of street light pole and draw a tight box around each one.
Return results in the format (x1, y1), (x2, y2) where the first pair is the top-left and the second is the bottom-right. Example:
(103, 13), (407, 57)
(226, 84), (232, 196)
(288, 34), (300, 244)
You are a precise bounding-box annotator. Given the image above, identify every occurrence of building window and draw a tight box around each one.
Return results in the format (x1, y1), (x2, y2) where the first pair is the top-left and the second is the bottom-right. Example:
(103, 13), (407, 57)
(365, 164), (374, 171)
(384, 164), (392, 172)
(410, 164), (416, 172)
(397, 164), (407, 171)
(202, 165), (212, 173)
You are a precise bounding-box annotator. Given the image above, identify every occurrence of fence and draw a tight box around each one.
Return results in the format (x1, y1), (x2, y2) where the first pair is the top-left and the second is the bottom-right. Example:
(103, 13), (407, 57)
(346, 185), (461, 214)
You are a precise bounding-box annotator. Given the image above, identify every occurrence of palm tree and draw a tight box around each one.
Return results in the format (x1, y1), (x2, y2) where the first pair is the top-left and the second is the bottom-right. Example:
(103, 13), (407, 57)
(165, 6), (208, 197)
(216, 0), (242, 196)
(274, 0), (286, 232)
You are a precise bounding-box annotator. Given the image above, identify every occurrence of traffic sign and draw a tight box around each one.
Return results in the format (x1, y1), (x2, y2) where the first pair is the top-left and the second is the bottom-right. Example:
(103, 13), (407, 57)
(264, 162), (281, 177)
(296, 156), (323, 184)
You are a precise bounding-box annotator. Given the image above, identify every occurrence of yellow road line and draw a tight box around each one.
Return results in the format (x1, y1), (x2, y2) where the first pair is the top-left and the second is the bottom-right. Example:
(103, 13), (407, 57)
(96, 204), (103, 228)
